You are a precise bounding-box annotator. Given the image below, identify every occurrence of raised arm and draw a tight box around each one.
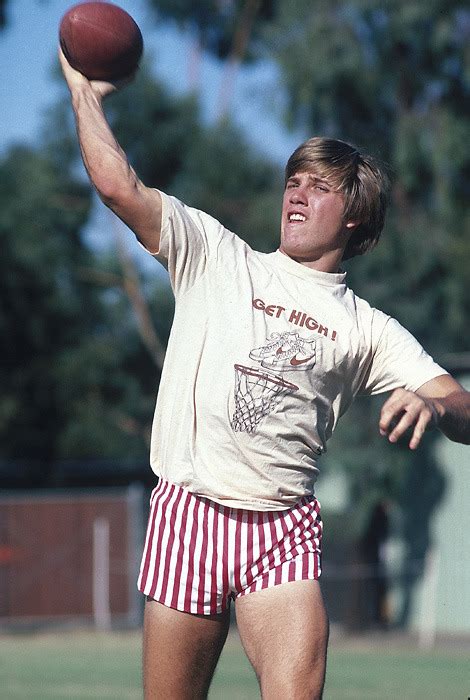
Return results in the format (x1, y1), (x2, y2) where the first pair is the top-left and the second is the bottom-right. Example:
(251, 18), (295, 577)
(59, 48), (162, 254)
(379, 374), (470, 450)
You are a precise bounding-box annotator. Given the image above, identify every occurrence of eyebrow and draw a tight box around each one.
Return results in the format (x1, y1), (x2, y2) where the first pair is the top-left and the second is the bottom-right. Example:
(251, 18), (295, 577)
(287, 174), (332, 187)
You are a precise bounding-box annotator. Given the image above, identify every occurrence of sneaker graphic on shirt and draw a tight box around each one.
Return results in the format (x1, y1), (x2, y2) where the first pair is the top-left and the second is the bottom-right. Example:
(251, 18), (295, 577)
(249, 331), (316, 371)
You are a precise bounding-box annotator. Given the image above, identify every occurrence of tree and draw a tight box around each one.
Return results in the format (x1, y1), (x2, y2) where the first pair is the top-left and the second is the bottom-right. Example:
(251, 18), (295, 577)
(0, 138), (161, 472)
(0, 144), (155, 467)
(148, 0), (280, 115)
(0, 41), (282, 486)
(148, 0), (277, 61)
(261, 0), (469, 625)
(105, 62), (281, 250)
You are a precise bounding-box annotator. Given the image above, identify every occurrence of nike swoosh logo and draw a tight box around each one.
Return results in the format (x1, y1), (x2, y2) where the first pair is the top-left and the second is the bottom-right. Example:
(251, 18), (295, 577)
(290, 354), (315, 366)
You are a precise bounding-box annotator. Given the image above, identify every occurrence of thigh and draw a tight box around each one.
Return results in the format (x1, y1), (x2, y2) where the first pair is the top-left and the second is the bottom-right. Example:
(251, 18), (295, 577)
(235, 580), (329, 700)
(143, 598), (230, 699)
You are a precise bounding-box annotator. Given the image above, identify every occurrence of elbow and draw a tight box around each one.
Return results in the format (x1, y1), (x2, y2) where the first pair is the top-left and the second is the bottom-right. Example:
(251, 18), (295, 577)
(94, 177), (135, 212)
(87, 158), (138, 208)
(94, 177), (124, 206)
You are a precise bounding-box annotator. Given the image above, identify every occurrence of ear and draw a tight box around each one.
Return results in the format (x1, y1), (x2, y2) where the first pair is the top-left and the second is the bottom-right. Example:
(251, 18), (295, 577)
(345, 221), (360, 230)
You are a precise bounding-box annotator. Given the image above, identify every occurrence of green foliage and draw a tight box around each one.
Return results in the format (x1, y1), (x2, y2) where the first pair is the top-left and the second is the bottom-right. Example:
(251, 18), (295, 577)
(260, 1), (469, 615)
(3, 0), (467, 601)
(104, 63), (281, 249)
(106, 61), (201, 189)
(0, 57), (280, 474)
(263, 1), (469, 153)
(148, 0), (278, 60)
(0, 145), (154, 464)
(0, 0), (7, 28)
(0, 145), (89, 458)
(171, 119), (281, 250)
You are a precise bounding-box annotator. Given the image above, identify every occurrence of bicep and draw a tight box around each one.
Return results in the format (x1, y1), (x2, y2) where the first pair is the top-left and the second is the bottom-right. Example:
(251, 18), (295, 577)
(417, 373), (464, 399)
(104, 182), (162, 254)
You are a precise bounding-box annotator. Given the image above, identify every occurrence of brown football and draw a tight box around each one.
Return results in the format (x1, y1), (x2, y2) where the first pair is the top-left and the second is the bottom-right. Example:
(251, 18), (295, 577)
(59, 2), (143, 81)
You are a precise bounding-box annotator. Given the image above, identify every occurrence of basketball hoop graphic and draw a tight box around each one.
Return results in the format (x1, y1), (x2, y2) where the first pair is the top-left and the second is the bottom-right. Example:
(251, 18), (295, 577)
(231, 331), (317, 433)
(231, 364), (299, 433)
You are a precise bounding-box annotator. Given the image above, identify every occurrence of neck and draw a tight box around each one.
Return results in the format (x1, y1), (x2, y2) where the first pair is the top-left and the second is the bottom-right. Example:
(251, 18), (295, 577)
(278, 246), (344, 273)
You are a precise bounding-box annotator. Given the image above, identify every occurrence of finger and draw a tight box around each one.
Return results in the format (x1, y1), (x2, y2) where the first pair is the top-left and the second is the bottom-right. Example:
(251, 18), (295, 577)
(379, 391), (409, 435)
(379, 410), (404, 437)
(58, 46), (89, 87)
(408, 408), (435, 450)
(90, 70), (136, 97)
(386, 407), (420, 443)
(58, 46), (69, 76)
(89, 80), (118, 98)
(58, 45), (77, 74)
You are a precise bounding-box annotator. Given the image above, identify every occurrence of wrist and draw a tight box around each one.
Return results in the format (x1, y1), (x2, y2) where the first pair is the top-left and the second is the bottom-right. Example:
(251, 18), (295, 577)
(430, 397), (446, 427)
(71, 83), (103, 110)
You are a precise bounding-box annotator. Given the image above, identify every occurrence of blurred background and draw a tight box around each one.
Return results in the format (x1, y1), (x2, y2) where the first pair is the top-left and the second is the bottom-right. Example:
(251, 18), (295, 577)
(1, 0), (469, 697)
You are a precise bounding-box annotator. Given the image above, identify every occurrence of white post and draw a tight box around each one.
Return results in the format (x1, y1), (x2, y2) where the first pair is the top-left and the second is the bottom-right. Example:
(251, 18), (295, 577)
(418, 547), (440, 650)
(93, 517), (111, 631)
(127, 483), (144, 626)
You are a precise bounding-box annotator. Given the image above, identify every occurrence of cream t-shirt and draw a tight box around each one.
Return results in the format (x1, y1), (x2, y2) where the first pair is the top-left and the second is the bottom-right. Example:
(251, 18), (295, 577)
(147, 192), (447, 510)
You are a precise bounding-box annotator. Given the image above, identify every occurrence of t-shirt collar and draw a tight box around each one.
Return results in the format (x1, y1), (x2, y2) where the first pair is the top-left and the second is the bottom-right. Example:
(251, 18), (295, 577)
(271, 249), (347, 287)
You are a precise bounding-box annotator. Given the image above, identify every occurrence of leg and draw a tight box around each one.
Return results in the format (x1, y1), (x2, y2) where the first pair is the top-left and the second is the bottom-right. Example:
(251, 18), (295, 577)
(235, 580), (329, 699)
(143, 598), (230, 699)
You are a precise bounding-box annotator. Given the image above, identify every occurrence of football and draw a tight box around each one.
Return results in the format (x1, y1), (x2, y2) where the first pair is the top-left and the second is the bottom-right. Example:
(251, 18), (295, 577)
(59, 2), (143, 81)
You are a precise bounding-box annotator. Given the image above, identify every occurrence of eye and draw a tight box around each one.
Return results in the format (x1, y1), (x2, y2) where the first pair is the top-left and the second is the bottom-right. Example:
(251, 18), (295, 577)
(314, 184), (329, 192)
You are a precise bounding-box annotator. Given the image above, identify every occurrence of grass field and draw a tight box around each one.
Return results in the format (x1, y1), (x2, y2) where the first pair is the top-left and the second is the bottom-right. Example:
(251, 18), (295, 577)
(0, 626), (469, 699)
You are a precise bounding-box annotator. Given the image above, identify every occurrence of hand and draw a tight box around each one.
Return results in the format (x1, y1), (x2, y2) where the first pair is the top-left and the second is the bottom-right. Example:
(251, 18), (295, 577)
(58, 47), (130, 99)
(379, 388), (442, 450)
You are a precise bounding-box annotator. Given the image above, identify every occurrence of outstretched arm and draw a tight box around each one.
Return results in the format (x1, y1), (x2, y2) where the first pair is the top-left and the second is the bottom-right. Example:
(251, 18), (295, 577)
(379, 374), (470, 449)
(59, 48), (162, 253)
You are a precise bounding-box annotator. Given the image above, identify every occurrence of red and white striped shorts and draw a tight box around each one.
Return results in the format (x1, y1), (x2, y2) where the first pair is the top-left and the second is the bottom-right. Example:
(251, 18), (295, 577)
(137, 479), (323, 615)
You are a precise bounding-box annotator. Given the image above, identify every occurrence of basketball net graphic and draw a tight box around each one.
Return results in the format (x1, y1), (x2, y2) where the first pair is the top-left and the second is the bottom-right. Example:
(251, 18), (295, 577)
(231, 332), (316, 433)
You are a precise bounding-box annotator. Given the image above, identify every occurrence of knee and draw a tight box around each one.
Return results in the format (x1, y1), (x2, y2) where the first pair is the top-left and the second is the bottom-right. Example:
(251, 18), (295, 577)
(260, 674), (325, 700)
(258, 652), (327, 700)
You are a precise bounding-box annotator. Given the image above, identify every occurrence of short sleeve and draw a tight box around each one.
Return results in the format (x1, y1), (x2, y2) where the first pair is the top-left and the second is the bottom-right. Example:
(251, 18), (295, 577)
(152, 191), (225, 297)
(360, 316), (448, 395)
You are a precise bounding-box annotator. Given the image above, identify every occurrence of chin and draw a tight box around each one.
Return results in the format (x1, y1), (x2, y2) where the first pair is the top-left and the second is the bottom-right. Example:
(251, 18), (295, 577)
(280, 241), (306, 258)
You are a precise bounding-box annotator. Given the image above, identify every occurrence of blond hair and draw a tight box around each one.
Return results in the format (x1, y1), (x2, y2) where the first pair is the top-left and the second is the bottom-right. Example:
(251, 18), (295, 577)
(285, 137), (390, 260)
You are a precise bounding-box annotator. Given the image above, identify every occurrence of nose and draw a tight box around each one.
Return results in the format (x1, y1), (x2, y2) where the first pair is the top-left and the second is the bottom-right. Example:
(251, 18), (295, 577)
(289, 185), (308, 205)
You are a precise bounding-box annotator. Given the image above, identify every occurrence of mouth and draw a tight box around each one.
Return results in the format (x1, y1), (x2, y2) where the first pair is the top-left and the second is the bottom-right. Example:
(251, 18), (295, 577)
(287, 212), (306, 223)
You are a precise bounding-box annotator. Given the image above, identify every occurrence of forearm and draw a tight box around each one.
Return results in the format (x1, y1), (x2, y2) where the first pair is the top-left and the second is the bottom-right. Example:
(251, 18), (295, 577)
(60, 47), (162, 250)
(434, 391), (470, 444)
(71, 85), (137, 205)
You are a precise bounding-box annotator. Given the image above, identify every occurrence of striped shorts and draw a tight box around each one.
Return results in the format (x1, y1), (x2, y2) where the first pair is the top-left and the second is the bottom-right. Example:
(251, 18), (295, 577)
(137, 479), (323, 615)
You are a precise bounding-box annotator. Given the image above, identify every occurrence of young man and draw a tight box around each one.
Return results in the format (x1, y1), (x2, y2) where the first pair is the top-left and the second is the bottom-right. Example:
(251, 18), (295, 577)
(60, 51), (470, 699)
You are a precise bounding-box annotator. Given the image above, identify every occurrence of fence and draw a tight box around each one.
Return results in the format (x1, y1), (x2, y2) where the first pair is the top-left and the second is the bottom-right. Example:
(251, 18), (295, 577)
(0, 485), (145, 628)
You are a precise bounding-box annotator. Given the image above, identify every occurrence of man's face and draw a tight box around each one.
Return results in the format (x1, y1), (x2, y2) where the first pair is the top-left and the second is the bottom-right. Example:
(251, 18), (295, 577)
(280, 171), (353, 267)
